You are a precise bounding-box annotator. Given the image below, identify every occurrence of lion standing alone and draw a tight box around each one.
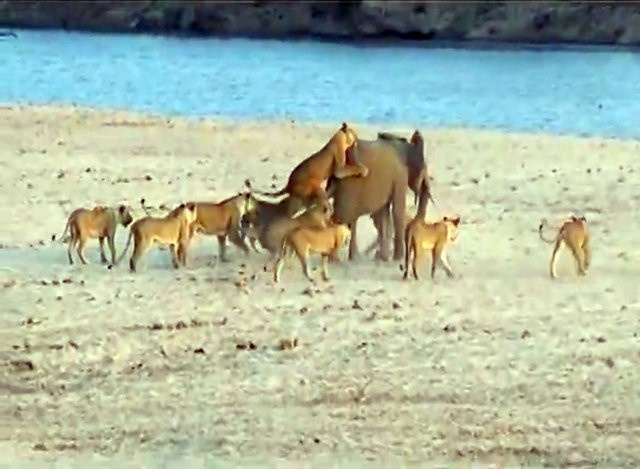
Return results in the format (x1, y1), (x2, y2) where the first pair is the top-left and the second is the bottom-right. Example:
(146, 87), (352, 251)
(52, 204), (134, 265)
(403, 215), (461, 281)
(538, 215), (591, 279)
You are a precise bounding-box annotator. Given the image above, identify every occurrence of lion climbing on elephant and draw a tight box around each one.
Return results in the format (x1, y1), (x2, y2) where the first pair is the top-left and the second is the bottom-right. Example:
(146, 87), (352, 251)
(327, 130), (433, 262)
(248, 122), (369, 217)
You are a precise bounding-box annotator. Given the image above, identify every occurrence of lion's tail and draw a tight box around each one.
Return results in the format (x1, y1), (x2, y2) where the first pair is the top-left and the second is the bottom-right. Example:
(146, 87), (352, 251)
(139, 198), (168, 217)
(109, 229), (133, 268)
(538, 219), (558, 244)
(140, 198), (153, 217)
(250, 186), (288, 198)
(244, 178), (288, 198)
(51, 218), (72, 243)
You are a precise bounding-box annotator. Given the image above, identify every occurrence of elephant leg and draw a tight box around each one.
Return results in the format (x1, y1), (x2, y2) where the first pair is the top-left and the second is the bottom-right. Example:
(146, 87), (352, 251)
(391, 183), (407, 261)
(372, 205), (392, 261)
(363, 211), (382, 256)
(348, 220), (359, 261)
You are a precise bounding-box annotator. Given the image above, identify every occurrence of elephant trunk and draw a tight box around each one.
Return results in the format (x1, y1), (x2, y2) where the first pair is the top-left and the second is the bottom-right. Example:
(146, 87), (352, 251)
(415, 167), (434, 220)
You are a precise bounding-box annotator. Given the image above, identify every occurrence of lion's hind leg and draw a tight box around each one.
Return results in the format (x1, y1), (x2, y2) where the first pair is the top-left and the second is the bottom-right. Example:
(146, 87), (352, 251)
(217, 235), (230, 262)
(412, 241), (423, 280)
(321, 254), (331, 281)
(177, 239), (191, 267)
(568, 239), (587, 276)
(549, 238), (563, 279)
(295, 247), (313, 281)
(76, 234), (90, 265)
(169, 243), (180, 269)
(98, 236), (108, 264)
(273, 244), (290, 283)
(313, 190), (332, 217)
(129, 238), (151, 273)
(67, 228), (77, 265)
(107, 235), (117, 265)
(402, 233), (413, 281)
(582, 239), (591, 273)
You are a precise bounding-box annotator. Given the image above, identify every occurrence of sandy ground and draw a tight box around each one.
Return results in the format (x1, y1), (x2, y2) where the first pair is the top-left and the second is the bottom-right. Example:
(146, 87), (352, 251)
(1, 104), (639, 468)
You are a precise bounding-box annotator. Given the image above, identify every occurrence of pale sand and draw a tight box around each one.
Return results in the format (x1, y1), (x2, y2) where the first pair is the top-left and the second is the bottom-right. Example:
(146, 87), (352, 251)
(1, 104), (639, 468)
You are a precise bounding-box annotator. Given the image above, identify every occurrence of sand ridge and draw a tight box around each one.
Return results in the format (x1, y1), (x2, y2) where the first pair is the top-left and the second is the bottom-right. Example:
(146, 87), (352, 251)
(1, 104), (639, 467)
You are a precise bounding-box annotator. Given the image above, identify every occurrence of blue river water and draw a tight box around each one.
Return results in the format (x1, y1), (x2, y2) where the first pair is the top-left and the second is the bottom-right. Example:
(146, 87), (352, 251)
(1, 29), (639, 139)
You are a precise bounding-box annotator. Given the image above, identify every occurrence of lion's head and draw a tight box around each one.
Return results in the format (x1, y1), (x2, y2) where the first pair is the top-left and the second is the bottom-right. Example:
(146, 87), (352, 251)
(117, 204), (134, 227)
(442, 216), (461, 243)
(340, 122), (358, 148)
(173, 202), (198, 226)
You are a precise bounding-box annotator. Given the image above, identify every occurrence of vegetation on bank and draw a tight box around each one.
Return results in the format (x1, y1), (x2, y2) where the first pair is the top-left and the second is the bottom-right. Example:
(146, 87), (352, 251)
(0, 1), (638, 46)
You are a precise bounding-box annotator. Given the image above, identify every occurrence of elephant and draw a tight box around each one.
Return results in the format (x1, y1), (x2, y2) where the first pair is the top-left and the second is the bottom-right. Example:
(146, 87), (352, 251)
(326, 130), (432, 262)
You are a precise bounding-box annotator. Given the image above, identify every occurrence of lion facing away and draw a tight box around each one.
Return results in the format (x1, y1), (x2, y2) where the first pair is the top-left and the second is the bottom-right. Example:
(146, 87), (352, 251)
(403, 215), (461, 280)
(273, 223), (351, 283)
(538, 215), (590, 279)
(52, 204), (134, 265)
(249, 122), (368, 216)
(109, 202), (197, 272)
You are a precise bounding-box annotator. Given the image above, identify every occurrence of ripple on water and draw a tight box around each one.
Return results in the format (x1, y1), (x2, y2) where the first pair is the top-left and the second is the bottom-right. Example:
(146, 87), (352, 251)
(1, 30), (640, 139)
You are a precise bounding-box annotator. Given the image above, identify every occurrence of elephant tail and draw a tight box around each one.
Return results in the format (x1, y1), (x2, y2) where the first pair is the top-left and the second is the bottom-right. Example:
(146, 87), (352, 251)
(403, 221), (414, 278)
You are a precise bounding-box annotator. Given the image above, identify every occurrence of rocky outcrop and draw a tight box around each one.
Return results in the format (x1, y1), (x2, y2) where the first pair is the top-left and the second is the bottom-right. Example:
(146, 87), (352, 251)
(1, 1), (639, 46)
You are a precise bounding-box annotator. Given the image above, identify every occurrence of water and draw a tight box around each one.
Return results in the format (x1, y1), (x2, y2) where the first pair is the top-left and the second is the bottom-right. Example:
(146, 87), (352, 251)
(1, 29), (640, 139)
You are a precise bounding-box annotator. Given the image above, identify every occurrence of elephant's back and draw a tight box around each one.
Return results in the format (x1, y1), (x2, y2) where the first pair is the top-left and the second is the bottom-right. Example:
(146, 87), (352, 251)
(331, 140), (407, 222)
(343, 139), (405, 187)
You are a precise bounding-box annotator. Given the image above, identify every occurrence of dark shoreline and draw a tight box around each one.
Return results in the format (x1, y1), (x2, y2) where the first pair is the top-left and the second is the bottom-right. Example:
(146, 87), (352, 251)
(1, 2), (639, 49)
(3, 26), (640, 55)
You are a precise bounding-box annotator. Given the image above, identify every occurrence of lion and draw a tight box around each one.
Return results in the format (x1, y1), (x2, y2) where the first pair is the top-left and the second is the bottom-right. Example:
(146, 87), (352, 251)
(239, 195), (332, 258)
(538, 215), (590, 279)
(108, 202), (197, 273)
(273, 223), (351, 283)
(141, 192), (257, 263)
(403, 215), (461, 280)
(52, 204), (134, 265)
(248, 122), (368, 216)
